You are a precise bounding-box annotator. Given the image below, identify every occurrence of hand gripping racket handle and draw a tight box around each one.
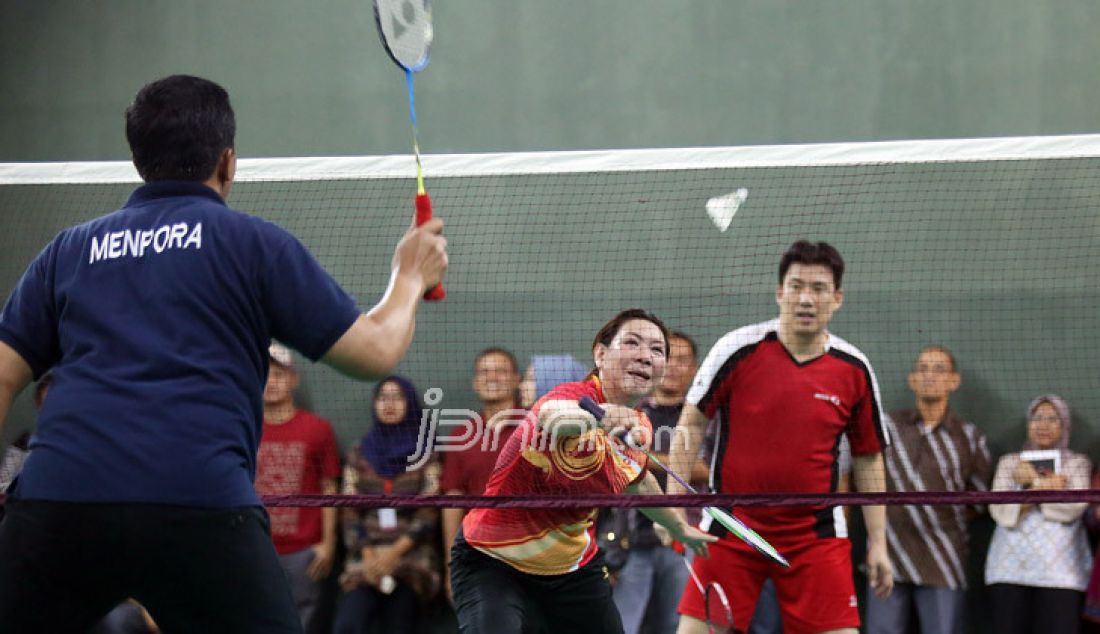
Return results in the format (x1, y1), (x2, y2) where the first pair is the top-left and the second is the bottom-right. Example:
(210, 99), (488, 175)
(578, 396), (605, 420)
(579, 396), (653, 456)
(579, 397), (790, 568)
(415, 192), (445, 301)
(580, 397), (697, 492)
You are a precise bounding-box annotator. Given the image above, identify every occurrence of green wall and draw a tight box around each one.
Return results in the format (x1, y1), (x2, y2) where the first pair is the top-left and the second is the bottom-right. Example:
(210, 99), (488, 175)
(2, 1), (1100, 160)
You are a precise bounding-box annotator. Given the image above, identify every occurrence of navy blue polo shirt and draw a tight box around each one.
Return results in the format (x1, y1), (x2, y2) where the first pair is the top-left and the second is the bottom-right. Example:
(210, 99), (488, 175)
(0, 181), (360, 507)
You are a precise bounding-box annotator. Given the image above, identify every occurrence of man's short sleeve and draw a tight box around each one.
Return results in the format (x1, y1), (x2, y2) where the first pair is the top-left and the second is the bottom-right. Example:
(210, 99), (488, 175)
(688, 341), (736, 419)
(261, 231), (361, 362)
(845, 363), (887, 456)
(0, 241), (60, 378)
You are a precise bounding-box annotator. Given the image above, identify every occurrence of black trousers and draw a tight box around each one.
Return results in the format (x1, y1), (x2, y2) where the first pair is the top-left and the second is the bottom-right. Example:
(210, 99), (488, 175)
(450, 536), (624, 634)
(332, 582), (421, 634)
(987, 583), (1084, 634)
(0, 499), (302, 634)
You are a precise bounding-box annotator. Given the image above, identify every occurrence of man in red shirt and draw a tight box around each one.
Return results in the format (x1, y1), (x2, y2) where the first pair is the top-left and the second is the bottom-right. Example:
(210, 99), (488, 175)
(255, 343), (342, 631)
(440, 347), (525, 602)
(670, 241), (894, 634)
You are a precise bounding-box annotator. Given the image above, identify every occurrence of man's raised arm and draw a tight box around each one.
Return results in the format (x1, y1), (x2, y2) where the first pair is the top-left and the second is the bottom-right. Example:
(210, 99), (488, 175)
(323, 219), (447, 380)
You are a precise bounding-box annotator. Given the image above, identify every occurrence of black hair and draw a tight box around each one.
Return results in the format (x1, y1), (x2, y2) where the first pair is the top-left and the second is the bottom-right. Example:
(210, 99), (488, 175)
(591, 309), (671, 358)
(778, 241), (845, 289)
(668, 331), (697, 360)
(125, 75), (236, 182)
(474, 347), (520, 374)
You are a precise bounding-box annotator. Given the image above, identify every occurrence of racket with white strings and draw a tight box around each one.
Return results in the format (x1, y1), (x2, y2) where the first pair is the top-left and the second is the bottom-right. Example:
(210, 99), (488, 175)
(681, 559), (739, 634)
(705, 581), (737, 634)
(374, 0), (445, 301)
(578, 396), (789, 568)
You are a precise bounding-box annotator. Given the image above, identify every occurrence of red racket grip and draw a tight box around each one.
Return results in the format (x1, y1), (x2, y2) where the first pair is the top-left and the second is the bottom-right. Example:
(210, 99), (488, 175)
(414, 192), (446, 301)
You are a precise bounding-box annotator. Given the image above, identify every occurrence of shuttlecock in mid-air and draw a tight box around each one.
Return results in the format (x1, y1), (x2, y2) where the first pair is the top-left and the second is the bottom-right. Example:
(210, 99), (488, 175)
(706, 188), (749, 232)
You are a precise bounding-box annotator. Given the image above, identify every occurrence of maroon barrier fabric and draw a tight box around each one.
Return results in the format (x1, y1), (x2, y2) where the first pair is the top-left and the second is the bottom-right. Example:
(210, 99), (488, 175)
(262, 489), (1100, 508)
(2, 490), (1097, 509)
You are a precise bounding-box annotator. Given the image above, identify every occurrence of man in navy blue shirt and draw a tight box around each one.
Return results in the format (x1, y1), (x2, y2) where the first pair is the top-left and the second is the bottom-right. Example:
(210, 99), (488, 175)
(0, 74), (447, 633)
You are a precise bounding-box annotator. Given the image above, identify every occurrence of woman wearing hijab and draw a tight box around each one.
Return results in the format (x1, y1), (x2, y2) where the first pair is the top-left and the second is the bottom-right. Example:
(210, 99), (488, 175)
(333, 376), (441, 634)
(985, 394), (1092, 634)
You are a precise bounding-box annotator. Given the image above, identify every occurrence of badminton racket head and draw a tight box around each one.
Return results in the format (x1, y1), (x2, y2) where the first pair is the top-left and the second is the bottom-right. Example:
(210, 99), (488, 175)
(705, 582), (738, 634)
(374, 0), (433, 72)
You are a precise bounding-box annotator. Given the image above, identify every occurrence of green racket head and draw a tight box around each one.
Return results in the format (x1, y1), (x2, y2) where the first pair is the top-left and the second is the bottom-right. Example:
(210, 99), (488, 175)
(705, 506), (789, 568)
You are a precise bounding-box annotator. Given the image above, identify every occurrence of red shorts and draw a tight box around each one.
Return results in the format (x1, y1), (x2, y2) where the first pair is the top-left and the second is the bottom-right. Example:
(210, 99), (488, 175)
(678, 538), (858, 634)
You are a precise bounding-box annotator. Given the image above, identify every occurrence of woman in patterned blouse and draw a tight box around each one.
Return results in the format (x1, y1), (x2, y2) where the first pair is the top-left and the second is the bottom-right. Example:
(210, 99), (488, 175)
(985, 394), (1092, 634)
(333, 375), (441, 634)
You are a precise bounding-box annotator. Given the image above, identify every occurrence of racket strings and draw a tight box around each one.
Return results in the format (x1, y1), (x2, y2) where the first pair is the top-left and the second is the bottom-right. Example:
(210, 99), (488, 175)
(683, 558), (738, 634)
(705, 583), (736, 633)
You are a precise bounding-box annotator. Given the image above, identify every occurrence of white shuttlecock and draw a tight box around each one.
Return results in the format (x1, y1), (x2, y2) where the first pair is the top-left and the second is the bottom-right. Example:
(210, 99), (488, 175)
(705, 188), (749, 232)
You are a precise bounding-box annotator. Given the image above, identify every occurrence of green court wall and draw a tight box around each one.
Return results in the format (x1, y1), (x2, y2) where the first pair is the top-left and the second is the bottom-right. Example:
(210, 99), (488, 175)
(2, 1), (1100, 160)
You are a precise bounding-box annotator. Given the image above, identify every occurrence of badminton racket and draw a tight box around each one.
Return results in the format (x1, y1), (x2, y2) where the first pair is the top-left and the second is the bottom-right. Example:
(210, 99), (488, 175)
(374, 0), (445, 301)
(705, 580), (737, 634)
(682, 559), (739, 634)
(578, 396), (789, 568)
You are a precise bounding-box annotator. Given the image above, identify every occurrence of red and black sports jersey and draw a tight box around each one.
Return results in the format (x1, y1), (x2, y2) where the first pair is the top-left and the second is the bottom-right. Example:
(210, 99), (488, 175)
(462, 377), (651, 575)
(687, 319), (888, 545)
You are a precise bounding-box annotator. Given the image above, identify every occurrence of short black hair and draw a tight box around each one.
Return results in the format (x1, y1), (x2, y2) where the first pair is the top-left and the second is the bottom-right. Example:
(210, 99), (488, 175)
(669, 331), (698, 360)
(592, 309), (671, 358)
(778, 240), (845, 289)
(474, 347), (519, 374)
(125, 75), (236, 182)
